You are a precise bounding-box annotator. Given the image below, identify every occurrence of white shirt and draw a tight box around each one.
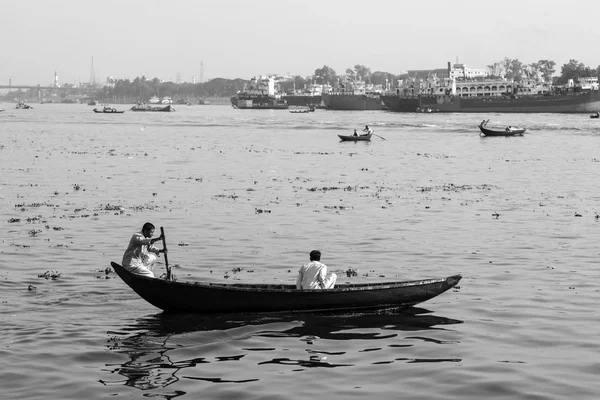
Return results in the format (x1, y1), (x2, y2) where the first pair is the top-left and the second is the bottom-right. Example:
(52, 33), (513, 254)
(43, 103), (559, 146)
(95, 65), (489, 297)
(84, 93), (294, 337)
(122, 231), (160, 267)
(296, 261), (329, 289)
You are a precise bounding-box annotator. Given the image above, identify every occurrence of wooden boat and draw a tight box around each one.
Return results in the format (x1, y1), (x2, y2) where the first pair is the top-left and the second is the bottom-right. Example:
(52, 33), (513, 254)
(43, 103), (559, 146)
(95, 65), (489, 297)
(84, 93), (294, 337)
(16, 101), (33, 109)
(289, 106), (311, 113)
(130, 104), (175, 112)
(590, 113), (599, 119)
(338, 133), (372, 141)
(93, 107), (125, 114)
(479, 122), (526, 136)
(111, 261), (461, 314)
(289, 105), (316, 113)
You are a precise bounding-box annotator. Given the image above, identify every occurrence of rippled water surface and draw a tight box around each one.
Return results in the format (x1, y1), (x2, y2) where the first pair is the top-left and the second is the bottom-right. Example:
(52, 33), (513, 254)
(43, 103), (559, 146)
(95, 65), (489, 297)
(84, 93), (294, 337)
(2, 104), (600, 399)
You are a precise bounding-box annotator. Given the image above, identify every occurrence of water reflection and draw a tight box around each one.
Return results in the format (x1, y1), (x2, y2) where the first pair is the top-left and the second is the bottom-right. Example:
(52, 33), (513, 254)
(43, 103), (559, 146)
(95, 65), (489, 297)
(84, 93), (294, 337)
(102, 308), (462, 392)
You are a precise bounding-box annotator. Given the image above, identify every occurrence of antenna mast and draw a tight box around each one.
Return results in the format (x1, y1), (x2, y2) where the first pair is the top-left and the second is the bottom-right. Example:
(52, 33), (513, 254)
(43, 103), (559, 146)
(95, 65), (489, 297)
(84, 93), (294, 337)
(90, 56), (96, 86)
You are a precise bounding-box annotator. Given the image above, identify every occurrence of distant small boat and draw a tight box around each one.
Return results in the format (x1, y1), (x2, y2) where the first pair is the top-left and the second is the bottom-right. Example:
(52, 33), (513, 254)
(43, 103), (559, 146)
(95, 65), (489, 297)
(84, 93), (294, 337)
(93, 106), (125, 114)
(479, 120), (525, 136)
(289, 106), (310, 113)
(130, 104), (175, 112)
(338, 132), (372, 141)
(16, 101), (33, 109)
(590, 112), (599, 119)
(289, 105), (316, 113)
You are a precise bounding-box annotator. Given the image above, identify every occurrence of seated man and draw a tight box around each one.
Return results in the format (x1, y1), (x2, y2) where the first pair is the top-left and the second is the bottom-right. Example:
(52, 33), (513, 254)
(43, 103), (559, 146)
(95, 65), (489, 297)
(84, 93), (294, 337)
(296, 250), (337, 289)
(122, 222), (165, 278)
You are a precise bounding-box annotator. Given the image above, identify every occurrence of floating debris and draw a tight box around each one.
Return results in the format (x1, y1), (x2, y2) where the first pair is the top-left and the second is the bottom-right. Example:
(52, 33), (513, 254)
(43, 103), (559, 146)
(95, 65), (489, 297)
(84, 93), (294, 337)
(38, 271), (61, 280)
(102, 204), (123, 211)
(345, 268), (358, 278)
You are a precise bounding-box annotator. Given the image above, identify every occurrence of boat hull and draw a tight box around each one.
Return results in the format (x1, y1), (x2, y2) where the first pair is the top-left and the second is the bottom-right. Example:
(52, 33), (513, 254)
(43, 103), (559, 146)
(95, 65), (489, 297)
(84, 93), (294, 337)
(479, 125), (526, 136)
(322, 93), (383, 110)
(130, 105), (175, 112)
(231, 96), (288, 109)
(338, 134), (372, 141)
(111, 262), (461, 313)
(93, 108), (124, 114)
(381, 91), (600, 113)
(282, 94), (322, 107)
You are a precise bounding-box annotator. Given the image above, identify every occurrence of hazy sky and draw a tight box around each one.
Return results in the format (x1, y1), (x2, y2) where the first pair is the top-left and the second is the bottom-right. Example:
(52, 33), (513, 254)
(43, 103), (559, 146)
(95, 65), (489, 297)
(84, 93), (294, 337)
(3, 0), (599, 86)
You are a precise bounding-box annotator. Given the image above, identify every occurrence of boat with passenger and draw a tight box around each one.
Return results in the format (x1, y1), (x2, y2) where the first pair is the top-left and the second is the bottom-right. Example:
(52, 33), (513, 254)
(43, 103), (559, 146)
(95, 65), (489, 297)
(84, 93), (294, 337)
(16, 101), (33, 109)
(111, 261), (461, 313)
(93, 106), (125, 114)
(478, 119), (526, 136)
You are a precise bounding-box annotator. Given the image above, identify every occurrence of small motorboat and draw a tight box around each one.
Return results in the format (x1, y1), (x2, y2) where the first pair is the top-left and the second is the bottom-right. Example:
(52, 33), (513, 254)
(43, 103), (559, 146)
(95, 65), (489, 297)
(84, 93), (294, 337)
(16, 101), (33, 109)
(289, 106), (311, 113)
(93, 106), (125, 114)
(590, 112), (599, 119)
(479, 120), (525, 136)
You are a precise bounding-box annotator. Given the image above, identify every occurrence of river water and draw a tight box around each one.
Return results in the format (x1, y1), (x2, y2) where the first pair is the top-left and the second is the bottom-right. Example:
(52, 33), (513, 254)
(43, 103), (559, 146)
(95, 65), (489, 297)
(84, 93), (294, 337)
(1, 103), (599, 399)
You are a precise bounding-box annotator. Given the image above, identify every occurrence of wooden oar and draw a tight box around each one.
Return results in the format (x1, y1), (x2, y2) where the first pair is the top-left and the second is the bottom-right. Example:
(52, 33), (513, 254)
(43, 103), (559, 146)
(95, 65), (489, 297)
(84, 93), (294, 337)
(160, 227), (171, 280)
(373, 133), (387, 140)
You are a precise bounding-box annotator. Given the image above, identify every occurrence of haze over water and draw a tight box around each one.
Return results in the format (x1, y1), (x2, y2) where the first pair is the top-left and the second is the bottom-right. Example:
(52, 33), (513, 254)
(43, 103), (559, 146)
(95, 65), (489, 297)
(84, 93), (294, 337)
(1, 104), (600, 399)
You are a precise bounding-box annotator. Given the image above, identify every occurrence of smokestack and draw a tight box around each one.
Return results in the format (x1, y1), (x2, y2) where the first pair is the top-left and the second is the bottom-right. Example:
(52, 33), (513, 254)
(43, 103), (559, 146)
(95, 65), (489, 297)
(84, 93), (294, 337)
(448, 62), (451, 77)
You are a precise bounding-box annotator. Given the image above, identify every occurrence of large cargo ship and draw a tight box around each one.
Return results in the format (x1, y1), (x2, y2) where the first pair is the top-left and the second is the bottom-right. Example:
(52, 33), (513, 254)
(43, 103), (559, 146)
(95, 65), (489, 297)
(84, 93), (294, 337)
(282, 83), (324, 107)
(322, 80), (384, 110)
(322, 92), (383, 110)
(381, 89), (600, 113)
(381, 63), (600, 113)
(231, 76), (288, 109)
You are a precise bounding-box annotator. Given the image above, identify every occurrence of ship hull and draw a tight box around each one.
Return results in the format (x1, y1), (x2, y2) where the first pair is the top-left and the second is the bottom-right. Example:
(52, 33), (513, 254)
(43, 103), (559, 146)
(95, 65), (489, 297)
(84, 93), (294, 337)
(322, 93), (383, 110)
(381, 91), (600, 113)
(282, 95), (323, 107)
(231, 95), (288, 110)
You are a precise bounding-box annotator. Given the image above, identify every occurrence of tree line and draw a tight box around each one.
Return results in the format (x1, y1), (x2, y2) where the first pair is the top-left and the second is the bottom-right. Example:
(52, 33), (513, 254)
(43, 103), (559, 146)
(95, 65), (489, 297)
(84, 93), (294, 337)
(486, 58), (600, 84)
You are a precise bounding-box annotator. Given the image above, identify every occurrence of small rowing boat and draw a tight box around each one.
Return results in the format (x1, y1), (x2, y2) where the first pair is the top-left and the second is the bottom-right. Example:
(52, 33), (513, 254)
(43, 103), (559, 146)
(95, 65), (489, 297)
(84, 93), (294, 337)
(111, 261), (461, 314)
(338, 133), (372, 141)
(479, 120), (525, 136)
(93, 106), (125, 114)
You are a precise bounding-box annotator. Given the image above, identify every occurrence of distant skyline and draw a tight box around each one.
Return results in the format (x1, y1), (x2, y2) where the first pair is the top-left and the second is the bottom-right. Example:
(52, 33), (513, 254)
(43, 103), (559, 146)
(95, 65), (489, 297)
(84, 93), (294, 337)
(3, 0), (600, 86)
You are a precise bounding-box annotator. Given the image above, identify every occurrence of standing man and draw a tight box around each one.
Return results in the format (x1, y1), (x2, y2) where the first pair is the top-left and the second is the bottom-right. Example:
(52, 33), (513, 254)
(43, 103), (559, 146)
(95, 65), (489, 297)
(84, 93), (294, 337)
(296, 250), (337, 289)
(122, 222), (166, 278)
